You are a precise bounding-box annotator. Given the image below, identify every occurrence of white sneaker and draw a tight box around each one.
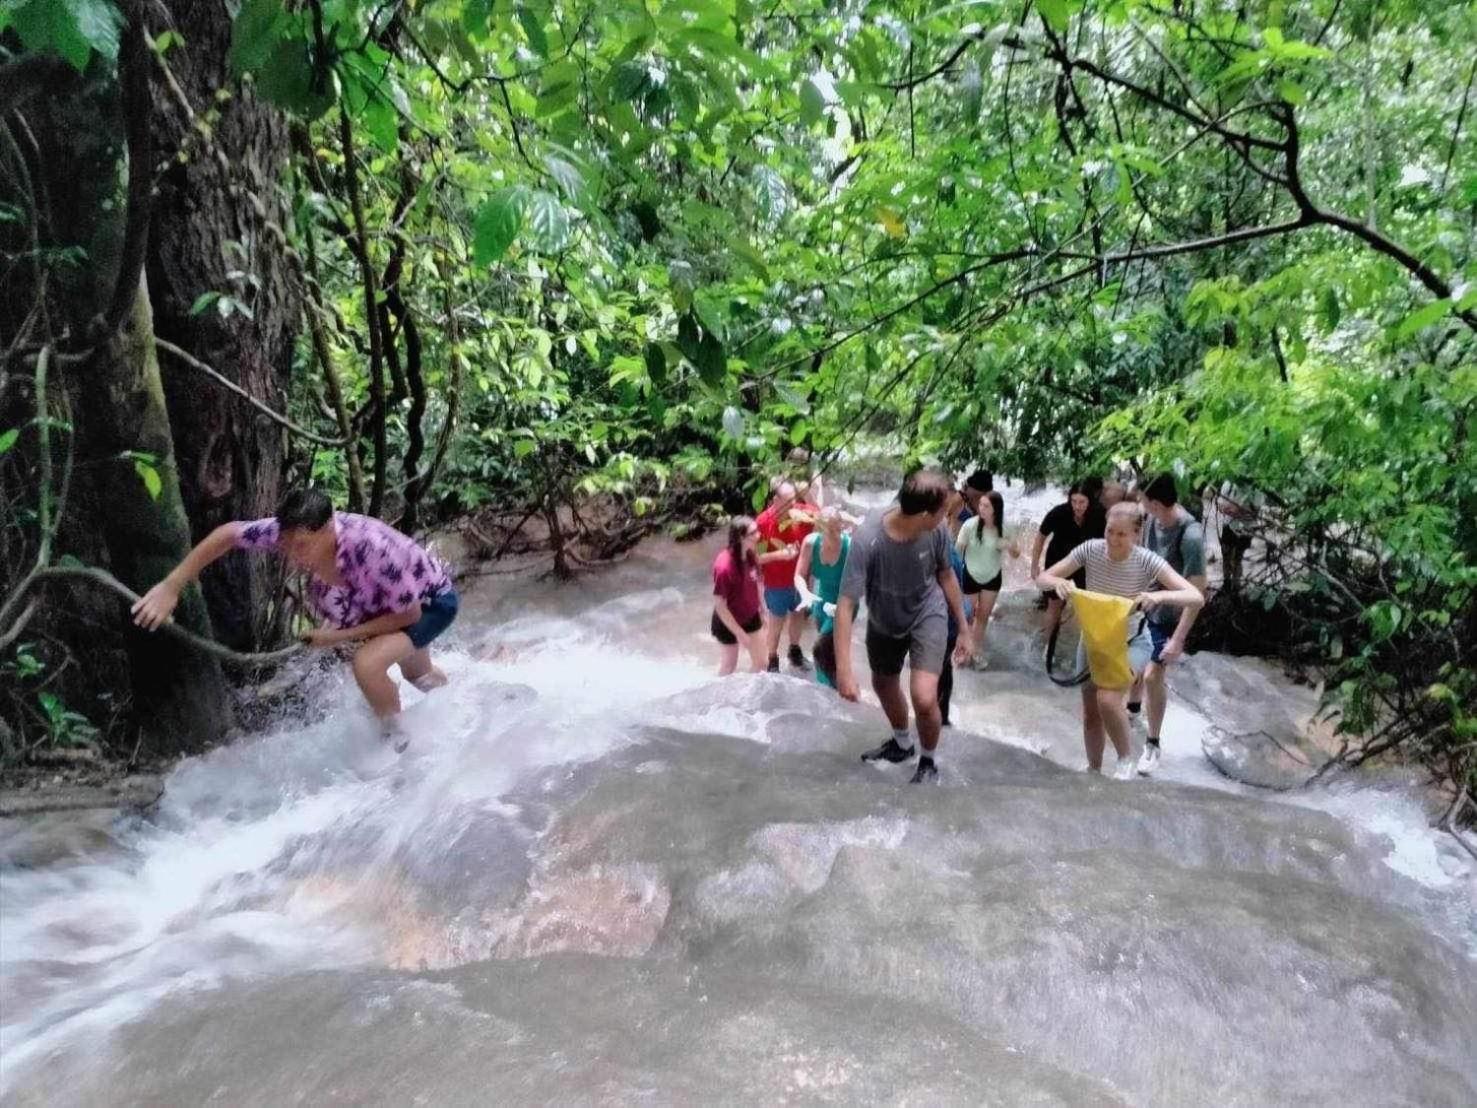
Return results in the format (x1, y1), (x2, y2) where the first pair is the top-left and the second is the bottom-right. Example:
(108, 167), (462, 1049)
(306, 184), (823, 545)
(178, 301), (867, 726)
(1113, 759), (1137, 781)
(1138, 744), (1161, 776)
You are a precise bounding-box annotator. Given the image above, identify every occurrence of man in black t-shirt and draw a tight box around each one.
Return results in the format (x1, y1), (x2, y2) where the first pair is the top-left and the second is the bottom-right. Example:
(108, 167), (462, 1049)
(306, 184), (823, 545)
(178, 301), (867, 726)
(1030, 483), (1096, 638)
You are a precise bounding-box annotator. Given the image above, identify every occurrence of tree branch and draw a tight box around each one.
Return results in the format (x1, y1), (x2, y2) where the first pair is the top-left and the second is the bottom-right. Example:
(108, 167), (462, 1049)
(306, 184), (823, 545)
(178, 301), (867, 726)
(3, 565), (302, 668)
(155, 338), (349, 447)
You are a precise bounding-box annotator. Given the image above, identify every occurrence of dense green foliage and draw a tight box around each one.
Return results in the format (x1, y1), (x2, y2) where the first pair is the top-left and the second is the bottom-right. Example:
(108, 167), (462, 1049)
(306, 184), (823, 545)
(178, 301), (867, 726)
(2, 0), (1473, 792)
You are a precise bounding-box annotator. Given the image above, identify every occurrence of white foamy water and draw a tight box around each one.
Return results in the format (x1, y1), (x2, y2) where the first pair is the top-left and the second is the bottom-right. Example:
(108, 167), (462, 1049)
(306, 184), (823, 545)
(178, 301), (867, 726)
(2, 519), (1474, 1105)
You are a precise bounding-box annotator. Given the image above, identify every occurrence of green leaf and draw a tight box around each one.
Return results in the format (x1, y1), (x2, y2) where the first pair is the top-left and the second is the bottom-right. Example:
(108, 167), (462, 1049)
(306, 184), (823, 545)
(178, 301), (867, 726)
(676, 311), (702, 362)
(524, 190), (570, 252)
(668, 260), (697, 312)
(544, 154), (587, 200)
(189, 291), (222, 316)
(730, 238), (771, 281)
(721, 405), (745, 439)
(799, 78), (825, 126)
(152, 29), (184, 55)
(959, 61), (983, 126)
(752, 166), (789, 224)
(536, 78), (580, 118)
(361, 95), (399, 153)
(134, 458), (162, 500)
(1277, 78), (1306, 105)
(644, 342), (667, 386)
(473, 187), (528, 265)
(694, 290), (728, 343)
(230, 0), (289, 78)
(255, 37), (336, 119)
(462, 0), (495, 36)
(517, 4), (549, 57)
(1318, 286), (1340, 332)
(1035, 0), (1073, 34)
(0, 427), (19, 455)
(513, 438), (537, 458)
(13, 0), (123, 70)
(1391, 299), (1452, 340)
(775, 382), (810, 414)
(694, 330), (726, 388)
(608, 60), (650, 102)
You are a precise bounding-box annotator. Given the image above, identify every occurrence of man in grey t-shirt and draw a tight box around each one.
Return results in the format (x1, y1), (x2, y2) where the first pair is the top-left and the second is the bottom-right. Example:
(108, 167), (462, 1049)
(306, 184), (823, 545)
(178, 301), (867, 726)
(1131, 473), (1208, 775)
(834, 469), (972, 784)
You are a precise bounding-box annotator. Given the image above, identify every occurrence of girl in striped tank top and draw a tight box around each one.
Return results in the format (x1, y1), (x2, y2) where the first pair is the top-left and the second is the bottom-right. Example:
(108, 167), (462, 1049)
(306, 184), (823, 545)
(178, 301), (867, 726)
(1036, 502), (1202, 778)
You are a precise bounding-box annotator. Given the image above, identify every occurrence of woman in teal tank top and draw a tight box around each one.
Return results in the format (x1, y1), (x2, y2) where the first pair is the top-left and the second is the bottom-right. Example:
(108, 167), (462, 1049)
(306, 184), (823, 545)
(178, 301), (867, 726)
(795, 509), (851, 687)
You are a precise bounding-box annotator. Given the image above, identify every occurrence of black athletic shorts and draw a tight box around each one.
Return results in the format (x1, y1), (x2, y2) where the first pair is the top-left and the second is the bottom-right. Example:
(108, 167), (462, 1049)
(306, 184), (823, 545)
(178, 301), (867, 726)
(711, 611), (762, 645)
(962, 568), (1002, 595)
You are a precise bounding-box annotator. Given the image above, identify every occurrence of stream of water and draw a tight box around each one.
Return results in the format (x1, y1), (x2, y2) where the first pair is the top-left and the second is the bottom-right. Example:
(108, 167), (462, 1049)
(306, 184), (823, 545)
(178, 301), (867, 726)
(2, 491), (1474, 1105)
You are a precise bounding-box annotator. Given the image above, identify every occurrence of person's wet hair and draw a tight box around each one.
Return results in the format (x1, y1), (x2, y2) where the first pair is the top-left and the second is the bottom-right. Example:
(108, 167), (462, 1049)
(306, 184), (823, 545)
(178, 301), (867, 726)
(965, 470), (993, 494)
(276, 488), (333, 532)
(981, 490), (1005, 536)
(897, 469), (951, 516)
(1107, 501), (1143, 530)
(727, 515), (758, 568)
(1080, 476), (1105, 502)
(1143, 472), (1178, 507)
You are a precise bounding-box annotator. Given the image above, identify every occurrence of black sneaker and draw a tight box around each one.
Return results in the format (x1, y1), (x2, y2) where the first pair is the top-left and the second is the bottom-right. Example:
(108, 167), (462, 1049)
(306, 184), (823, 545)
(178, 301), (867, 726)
(766, 655), (780, 673)
(910, 757), (938, 784)
(861, 738), (916, 763)
(787, 644), (810, 671)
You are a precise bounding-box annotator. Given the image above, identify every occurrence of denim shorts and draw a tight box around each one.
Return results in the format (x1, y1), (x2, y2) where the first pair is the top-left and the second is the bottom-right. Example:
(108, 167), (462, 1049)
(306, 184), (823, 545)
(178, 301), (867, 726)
(1148, 619), (1173, 664)
(764, 585), (803, 617)
(406, 589), (459, 649)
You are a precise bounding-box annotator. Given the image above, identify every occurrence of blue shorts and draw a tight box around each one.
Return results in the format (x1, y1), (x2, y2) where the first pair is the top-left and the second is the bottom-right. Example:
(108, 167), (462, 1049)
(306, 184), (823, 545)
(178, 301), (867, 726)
(1148, 620), (1172, 664)
(764, 585), (802, 617)
(405, 589), (459, 649)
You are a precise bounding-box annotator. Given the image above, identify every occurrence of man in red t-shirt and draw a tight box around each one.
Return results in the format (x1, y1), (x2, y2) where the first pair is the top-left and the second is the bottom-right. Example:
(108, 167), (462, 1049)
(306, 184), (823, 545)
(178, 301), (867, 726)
(755, 481), (818, 672)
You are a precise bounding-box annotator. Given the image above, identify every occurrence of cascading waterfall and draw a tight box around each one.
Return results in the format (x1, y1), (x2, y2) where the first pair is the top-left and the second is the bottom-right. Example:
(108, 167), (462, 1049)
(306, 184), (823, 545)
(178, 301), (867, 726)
(2, 528), (1474, 1106)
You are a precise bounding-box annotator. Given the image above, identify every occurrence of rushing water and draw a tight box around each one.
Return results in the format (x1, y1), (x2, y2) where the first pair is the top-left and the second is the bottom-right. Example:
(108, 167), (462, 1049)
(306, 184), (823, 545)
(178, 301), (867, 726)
(3, 494), (1475, 1105)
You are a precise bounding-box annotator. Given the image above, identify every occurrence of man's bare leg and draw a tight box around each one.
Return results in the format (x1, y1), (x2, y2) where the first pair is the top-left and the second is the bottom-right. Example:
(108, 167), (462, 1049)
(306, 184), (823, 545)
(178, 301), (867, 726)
(872, 671), (910, 732)
(909, 669), (941, 752)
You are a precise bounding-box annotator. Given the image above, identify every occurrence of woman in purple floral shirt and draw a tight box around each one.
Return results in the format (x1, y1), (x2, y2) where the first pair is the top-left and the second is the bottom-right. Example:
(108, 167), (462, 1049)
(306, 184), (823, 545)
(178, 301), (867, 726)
(132, 489), (458, 746)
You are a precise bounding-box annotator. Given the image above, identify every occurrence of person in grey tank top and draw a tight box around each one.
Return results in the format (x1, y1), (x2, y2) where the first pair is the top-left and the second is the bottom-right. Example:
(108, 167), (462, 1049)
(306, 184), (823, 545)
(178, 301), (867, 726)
(834, 470), (973, 785)
(1128, 473), (1208, 775)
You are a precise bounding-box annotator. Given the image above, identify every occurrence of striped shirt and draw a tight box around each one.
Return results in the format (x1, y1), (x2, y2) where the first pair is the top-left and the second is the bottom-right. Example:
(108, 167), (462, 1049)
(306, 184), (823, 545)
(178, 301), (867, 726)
(1064, 540), (1168, 599)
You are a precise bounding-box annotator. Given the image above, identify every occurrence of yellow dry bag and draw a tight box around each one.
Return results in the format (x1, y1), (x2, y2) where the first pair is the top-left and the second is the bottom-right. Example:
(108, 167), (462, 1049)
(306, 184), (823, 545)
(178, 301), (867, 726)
(1069, 589), (1136, 690)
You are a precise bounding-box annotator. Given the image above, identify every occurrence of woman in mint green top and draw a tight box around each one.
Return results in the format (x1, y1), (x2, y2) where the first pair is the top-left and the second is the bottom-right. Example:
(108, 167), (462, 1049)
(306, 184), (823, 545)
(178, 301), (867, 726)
(795, 509), (851, 687)
(954, 490), (1018, 668)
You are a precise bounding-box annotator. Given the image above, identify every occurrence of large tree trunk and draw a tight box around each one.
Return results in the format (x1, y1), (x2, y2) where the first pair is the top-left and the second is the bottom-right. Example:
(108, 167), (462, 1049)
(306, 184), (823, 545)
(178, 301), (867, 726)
(7, 34), (236, 757)
(85, 276), (236, 753)
(146, 0), (302, 652)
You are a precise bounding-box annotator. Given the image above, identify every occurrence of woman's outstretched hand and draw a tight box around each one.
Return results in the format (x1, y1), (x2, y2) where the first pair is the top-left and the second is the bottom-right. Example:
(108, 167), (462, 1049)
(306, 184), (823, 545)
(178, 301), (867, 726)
(131, 580), (180, 631)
